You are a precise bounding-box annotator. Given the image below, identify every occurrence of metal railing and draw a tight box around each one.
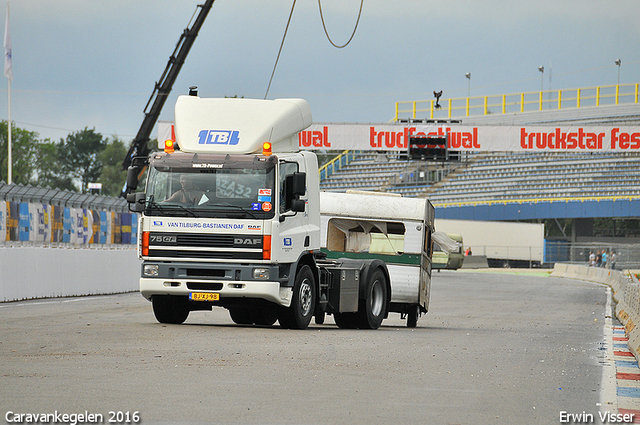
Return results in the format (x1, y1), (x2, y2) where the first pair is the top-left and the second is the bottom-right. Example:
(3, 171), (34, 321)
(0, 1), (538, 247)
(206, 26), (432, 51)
(395, 83), (640, 121)
(318, 150), (361, 181)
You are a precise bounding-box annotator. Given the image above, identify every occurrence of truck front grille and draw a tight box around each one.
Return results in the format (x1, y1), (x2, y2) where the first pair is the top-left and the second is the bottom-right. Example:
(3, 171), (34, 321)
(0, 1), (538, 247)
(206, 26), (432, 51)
(147, 232), (263, 261)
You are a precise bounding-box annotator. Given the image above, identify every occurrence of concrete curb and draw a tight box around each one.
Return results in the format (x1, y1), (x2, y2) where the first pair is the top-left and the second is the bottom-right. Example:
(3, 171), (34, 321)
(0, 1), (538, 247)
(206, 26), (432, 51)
(552, 263), (640, 363)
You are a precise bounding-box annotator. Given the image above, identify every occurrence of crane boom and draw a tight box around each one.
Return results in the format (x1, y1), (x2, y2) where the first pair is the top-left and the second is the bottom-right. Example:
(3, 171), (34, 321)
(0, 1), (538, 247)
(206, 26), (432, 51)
(121, 0), (215, 196)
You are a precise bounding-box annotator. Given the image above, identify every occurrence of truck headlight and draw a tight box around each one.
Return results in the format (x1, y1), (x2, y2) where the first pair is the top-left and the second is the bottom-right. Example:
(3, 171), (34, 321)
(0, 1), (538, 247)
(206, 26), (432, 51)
(252, 268), (269, 280)
(144, 264), (159, 276)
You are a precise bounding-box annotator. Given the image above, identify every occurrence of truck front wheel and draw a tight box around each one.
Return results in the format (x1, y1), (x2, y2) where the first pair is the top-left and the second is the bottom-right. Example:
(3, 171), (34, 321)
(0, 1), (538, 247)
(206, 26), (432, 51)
(152, 295), (190, 324)
(278, 265), (316, 329)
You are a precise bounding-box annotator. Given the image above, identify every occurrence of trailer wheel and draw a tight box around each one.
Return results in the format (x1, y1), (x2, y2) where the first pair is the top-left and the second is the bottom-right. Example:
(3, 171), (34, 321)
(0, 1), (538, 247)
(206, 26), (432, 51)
(406, 305), (419, 328)
(278, 265), (316, 329)
(152, 295), (190, 324)
(356, 268), (388, 330)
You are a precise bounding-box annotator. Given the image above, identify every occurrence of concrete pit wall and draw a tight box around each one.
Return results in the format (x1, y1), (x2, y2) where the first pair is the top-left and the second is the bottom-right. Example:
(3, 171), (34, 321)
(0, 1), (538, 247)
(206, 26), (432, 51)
(0, 247), (140, 302)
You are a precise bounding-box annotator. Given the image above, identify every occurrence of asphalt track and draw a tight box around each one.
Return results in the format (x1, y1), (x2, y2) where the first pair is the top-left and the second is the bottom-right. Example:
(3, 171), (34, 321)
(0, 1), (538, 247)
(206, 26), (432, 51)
(0, 270), (612, 425)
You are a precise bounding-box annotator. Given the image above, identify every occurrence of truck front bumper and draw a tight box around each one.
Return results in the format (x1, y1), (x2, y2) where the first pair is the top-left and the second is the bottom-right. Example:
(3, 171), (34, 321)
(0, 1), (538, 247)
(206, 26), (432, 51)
(139, 278), (293, 308)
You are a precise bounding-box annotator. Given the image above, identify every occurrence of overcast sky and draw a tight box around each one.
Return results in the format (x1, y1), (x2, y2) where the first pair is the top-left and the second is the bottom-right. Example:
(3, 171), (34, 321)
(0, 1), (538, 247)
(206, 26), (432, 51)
(1, 0), (638, 142)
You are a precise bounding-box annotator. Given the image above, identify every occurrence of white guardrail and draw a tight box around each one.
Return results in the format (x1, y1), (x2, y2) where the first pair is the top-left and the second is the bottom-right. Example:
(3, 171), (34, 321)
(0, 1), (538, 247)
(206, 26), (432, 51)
(551, 263), (640, 363)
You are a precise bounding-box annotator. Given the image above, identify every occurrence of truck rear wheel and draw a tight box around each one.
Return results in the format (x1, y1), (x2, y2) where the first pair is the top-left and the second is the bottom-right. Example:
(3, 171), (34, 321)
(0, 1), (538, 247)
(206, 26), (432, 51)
(278, 265), (316, 329)
(356, 268), (388, 329)
(152, 295), (190, 324)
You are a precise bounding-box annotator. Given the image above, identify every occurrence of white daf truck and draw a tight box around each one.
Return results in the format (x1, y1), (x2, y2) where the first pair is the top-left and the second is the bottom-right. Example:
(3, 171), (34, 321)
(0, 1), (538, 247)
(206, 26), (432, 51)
(127, 92), (435, 329)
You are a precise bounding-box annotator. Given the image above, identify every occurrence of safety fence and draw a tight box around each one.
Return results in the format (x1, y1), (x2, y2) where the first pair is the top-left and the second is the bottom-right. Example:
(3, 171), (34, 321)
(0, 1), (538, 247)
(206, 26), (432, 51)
(0, 182), (137, 247)
(545, 241), (640, 270)
(395, 83), (640, 121)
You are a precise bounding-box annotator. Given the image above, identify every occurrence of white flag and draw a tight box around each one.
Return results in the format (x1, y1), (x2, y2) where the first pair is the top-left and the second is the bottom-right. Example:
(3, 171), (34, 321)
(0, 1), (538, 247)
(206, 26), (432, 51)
(4, 3), (11, 80)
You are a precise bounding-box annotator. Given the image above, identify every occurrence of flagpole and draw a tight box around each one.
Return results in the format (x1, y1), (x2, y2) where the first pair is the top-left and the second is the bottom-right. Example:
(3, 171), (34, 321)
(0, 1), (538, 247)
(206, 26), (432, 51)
(4, 2), (10, 185)
(6, 73), (10, 184)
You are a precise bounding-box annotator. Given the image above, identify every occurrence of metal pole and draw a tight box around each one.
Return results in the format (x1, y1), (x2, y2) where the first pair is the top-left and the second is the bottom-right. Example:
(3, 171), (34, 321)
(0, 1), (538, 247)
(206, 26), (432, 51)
(7, 76), (11, 184)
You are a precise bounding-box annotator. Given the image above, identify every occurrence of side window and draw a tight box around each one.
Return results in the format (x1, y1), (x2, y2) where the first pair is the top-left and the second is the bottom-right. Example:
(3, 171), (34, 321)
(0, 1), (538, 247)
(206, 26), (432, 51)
(279, 162), (299, 213)
(326, 218), (405, 255)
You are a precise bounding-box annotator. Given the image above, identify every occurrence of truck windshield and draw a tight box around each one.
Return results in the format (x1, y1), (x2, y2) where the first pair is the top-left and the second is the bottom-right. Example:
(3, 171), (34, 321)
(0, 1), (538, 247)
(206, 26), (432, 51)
(145, 153), (276, 219)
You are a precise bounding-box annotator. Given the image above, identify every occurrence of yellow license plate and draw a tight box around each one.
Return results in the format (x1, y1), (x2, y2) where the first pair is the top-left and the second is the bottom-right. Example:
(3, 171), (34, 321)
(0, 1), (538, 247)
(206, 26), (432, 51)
(189, 292), (220, 301)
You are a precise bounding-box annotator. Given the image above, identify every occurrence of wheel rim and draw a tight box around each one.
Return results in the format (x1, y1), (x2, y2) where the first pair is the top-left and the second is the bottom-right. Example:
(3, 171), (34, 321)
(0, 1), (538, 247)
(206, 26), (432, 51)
(370, 279), (384, 317)
(299, 278), (313, 316)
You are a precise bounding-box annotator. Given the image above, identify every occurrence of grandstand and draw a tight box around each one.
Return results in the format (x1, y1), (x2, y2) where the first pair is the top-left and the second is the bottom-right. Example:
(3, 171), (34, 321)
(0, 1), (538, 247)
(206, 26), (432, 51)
(320, 84), (640, 205)
(319, 148), (640, 204)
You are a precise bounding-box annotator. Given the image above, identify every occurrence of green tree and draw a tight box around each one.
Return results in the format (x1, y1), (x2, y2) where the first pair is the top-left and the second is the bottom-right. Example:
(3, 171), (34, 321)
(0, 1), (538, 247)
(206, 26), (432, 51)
(57, 128), (107, 192)
(0, 120), (40, 185)
(34, 140), (76, 190)
(98, 137), (128, 197)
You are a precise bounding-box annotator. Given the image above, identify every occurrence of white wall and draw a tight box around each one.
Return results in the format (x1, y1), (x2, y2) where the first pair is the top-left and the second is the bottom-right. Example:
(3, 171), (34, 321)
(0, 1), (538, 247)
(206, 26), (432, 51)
(0, 247), (140, 302)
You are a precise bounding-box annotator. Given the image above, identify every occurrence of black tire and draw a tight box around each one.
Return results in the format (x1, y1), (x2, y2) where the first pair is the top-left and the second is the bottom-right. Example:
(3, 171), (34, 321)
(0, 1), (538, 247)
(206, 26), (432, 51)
(314, 311), (326, 325)
(356, 268), (388, 329)
(152, 295), (190, 324)
(229, 307), (254, 325)
(406, 305), (419, 328)
(229, 306), (278, 326)
(254, 306), (278, 326)
(333, 312), (359, 329)
(278, 265), (316, 329)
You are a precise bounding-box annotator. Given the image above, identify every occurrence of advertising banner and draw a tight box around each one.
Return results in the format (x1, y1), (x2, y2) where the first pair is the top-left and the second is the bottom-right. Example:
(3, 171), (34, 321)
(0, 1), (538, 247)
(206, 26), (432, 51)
(52, 206), (64, 243)
(297, 123), (640, 153)
(18, 203), (29, 241)
(131, 213), (138, 245)
(91, 210), (100, 243)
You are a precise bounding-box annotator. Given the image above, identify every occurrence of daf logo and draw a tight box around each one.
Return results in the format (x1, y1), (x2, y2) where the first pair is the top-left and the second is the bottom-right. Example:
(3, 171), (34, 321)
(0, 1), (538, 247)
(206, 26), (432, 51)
(198, 130), (240, 145)
(234, 238), (261, 246)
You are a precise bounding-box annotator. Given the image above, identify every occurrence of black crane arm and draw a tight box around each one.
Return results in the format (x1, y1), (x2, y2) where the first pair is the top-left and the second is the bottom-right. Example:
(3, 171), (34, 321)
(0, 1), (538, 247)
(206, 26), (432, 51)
(121, 0), (215, 196)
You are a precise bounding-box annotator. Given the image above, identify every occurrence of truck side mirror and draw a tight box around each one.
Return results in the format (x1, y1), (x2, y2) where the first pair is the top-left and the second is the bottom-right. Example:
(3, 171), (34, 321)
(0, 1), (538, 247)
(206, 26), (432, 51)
(291, 172), (306, 196)
(127, 192), (146, 213)
(284, 172), (306, 213)
(126, 166), (139, 192)
(291, 199), (305, 212)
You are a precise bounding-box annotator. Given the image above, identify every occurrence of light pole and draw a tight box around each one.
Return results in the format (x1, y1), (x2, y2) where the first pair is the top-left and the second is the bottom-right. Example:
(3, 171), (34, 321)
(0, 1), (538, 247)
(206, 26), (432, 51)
(465, 72), (471, 98)
(615, 59), (621, 86)
(538, 66), (545, 109)
(538, 66), (544, 92)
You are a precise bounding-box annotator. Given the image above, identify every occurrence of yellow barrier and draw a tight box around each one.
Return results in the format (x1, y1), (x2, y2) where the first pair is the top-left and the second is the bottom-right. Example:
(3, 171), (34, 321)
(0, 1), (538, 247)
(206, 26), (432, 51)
(395, 83), (640, 121)
(433, 194), (640, 209)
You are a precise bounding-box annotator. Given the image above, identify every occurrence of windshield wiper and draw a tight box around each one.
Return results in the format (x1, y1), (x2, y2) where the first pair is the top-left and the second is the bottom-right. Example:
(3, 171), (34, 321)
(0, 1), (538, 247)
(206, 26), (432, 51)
(147, 199), (198, 218)
(205, 202), (261, 219)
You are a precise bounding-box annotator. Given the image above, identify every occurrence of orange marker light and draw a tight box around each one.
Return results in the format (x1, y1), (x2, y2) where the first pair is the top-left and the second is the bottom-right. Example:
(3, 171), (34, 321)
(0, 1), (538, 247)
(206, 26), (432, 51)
(142, 231), (150, 256)
(164, 139), (175, 153)
(263, 235), (271, 260)
(262, 142), (272, 156)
